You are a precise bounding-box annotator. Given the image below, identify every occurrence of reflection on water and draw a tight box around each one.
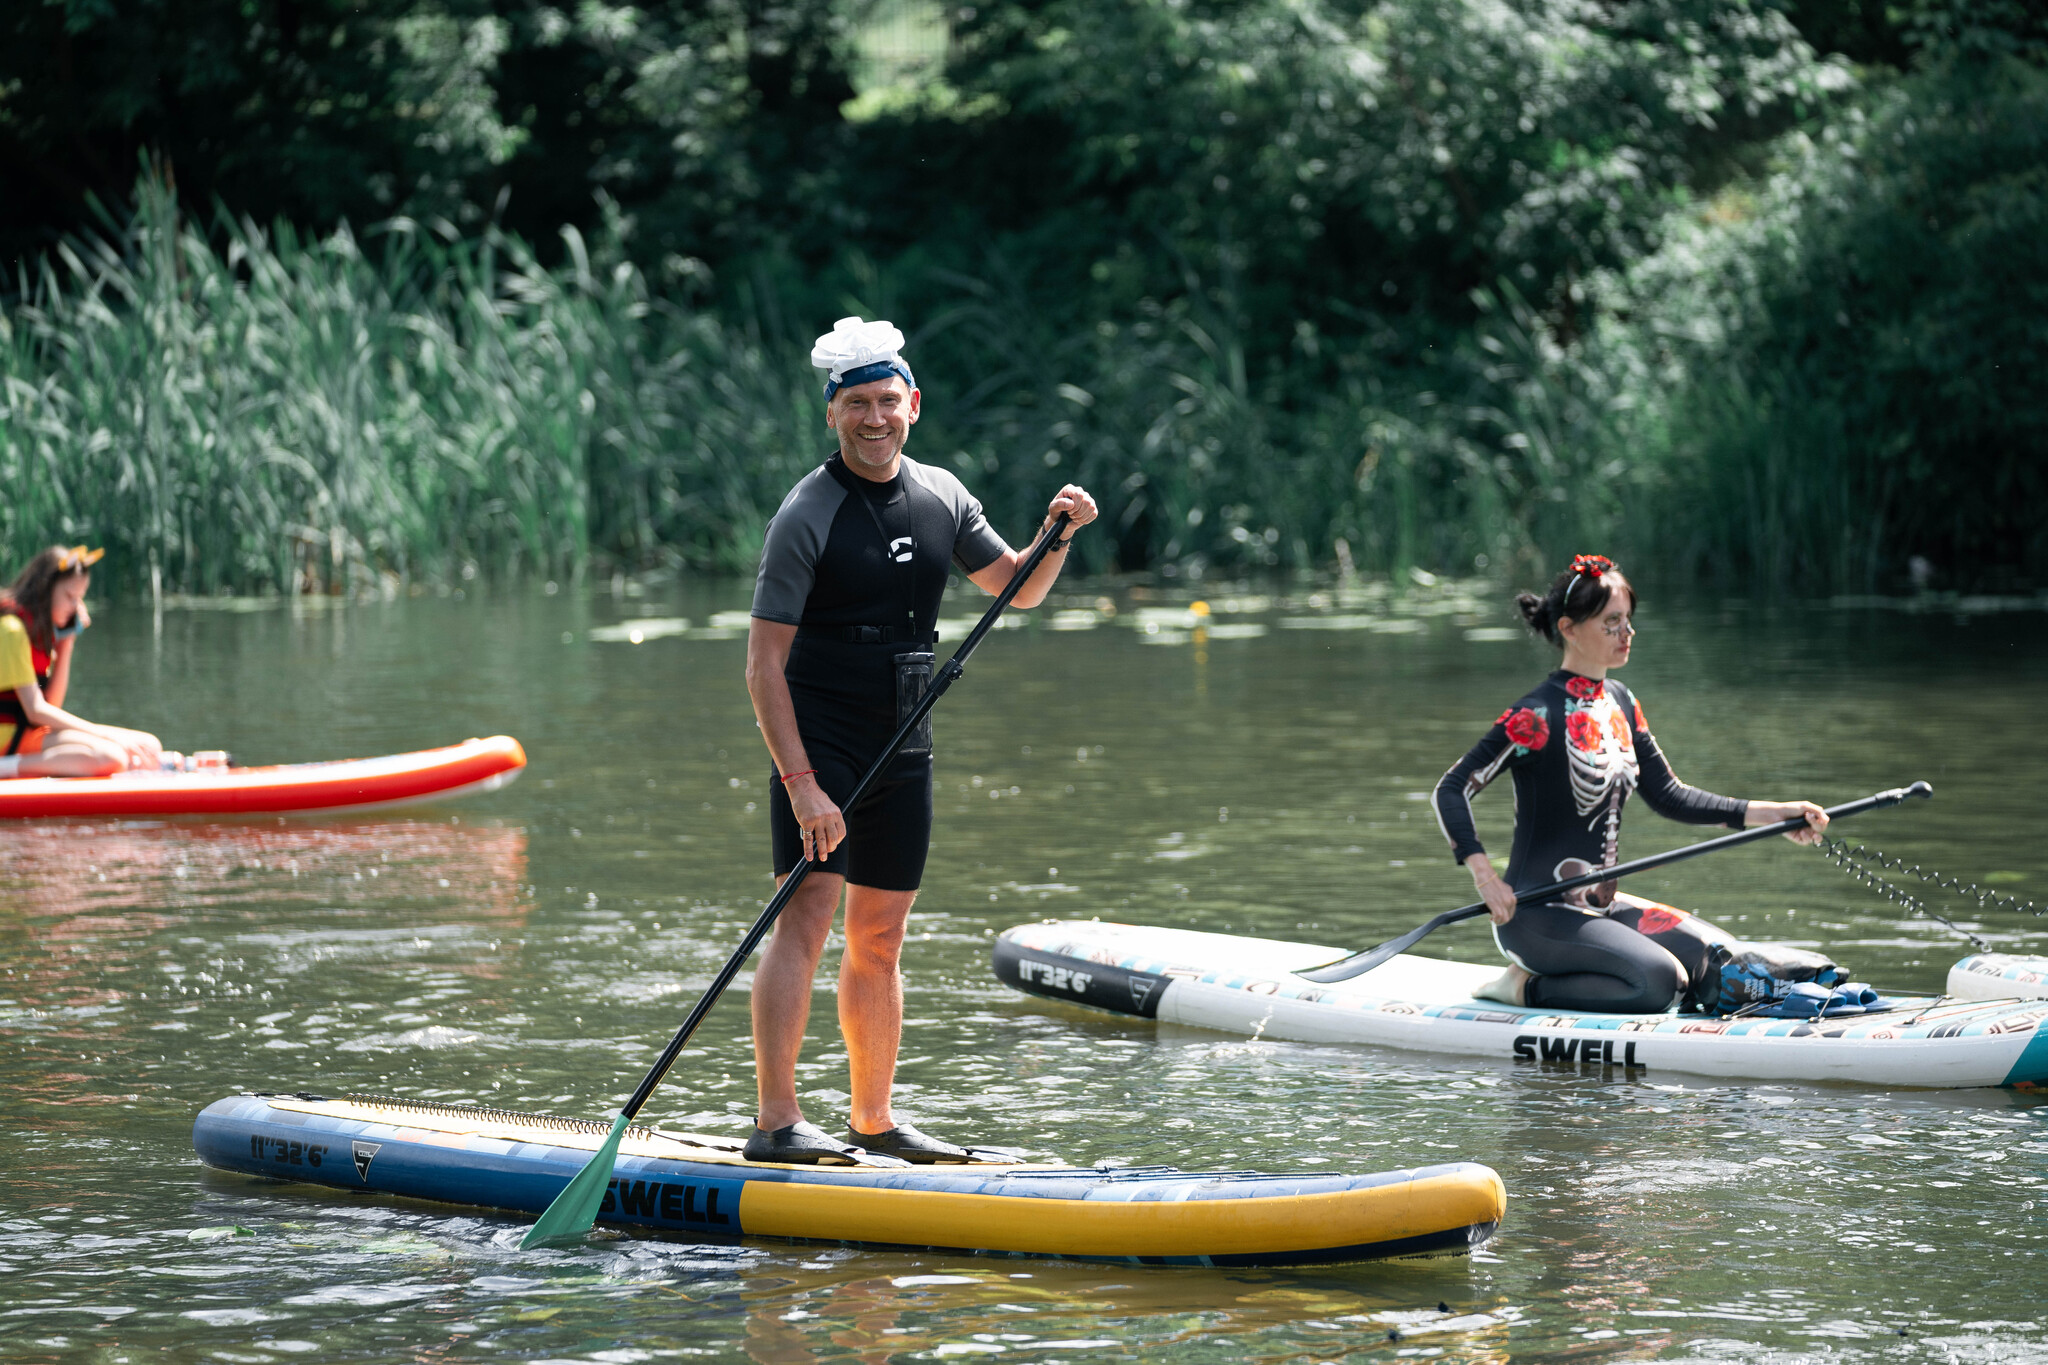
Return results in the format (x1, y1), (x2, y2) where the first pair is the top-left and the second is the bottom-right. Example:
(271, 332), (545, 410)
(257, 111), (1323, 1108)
(1, 576), (2045, 1362)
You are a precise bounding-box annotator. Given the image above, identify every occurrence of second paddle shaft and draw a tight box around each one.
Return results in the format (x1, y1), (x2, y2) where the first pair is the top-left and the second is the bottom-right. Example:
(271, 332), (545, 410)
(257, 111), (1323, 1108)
(1298, 781), (1931, 983)
(1481, 781), (1935, 920)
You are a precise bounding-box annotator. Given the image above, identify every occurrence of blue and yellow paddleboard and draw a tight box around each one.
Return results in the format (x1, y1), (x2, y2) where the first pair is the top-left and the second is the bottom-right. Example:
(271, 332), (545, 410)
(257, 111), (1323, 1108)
(193, 1093), (1504, 1266)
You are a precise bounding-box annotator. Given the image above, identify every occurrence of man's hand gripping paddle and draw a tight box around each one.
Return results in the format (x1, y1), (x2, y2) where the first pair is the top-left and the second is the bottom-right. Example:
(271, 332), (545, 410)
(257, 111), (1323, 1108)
(1296, 781), (1933, 985)
(521, 515), (1072, 1248)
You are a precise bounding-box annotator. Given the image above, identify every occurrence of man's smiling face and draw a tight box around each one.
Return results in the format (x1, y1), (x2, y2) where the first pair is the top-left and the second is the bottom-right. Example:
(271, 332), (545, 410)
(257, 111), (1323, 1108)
(828, 375), (919, 477)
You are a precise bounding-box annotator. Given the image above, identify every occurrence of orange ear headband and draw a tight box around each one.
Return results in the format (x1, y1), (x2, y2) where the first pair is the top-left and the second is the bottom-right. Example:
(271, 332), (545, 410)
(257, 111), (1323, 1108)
(54, 545), (105, 572)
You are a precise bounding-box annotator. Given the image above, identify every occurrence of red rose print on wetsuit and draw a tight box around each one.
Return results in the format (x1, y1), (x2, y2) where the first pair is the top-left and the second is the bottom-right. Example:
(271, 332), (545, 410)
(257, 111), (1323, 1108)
(1634, 904), (1690, 935)
(1565, 676), (1605, 701)
(1567, 710), (1605, 751)
(1633, 697), (1648, 731)
(1498, 707), (1550, 751)
(1607, 709), (1631, 747)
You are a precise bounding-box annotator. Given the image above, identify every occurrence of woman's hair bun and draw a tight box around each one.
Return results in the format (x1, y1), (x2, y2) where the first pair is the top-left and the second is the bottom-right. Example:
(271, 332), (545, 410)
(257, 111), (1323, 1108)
(1515, 590), (1557, 643)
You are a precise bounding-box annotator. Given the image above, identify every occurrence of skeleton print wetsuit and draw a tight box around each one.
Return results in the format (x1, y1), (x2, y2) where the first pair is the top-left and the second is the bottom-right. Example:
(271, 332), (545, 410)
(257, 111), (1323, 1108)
(751, 451), (1006, 891)
(1433, 670), (1749, 1013)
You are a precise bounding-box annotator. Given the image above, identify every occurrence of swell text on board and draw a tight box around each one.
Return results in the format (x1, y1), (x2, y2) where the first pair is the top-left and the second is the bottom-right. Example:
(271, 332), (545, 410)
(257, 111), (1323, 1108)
(1513, 1036), (1645, 1068)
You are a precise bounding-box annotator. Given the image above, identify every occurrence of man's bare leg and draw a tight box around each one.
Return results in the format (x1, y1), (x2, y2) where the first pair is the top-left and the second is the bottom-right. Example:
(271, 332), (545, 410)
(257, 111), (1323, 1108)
(840, 885), (915, 1134)
(751, 871), (846, 1131)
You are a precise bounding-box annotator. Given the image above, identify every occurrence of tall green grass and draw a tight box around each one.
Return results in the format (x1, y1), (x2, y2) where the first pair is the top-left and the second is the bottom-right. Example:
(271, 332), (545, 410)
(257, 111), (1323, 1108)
(895, 268), (1616, 581)
(0, 182), (1617, 595)
(30, 119), (2022, 599)
(0, 177), (820, 597)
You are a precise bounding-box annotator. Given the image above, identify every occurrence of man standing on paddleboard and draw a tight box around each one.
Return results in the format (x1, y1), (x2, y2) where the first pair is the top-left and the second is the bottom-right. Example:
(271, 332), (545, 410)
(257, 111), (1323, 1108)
(744, 317), (1097, 1163)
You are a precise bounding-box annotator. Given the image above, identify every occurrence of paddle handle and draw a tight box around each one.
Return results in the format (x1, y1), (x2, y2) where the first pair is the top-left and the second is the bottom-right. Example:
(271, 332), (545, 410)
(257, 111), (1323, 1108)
(1297, 781), (1931, 983)
(615, 513), (1072, 1121)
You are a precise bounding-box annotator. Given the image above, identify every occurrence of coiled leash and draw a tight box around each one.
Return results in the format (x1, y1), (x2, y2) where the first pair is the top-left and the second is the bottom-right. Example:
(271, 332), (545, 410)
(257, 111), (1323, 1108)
(1817, 839), (2047, 951)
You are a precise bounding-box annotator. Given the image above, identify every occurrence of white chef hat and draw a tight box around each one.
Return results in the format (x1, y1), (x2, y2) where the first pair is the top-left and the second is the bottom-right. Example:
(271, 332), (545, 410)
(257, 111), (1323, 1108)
(811, 316), (916, 398)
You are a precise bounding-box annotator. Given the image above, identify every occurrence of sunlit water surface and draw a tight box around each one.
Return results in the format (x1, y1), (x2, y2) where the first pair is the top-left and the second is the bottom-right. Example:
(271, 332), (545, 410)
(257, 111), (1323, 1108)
(2, 575), (2044, 1364)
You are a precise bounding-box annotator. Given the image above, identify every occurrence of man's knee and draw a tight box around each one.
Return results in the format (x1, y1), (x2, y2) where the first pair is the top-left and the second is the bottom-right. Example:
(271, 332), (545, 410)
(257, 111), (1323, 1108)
(770, 884), (841, 952)
(841, 890), (912, 967)
(842, 920), (905, 971)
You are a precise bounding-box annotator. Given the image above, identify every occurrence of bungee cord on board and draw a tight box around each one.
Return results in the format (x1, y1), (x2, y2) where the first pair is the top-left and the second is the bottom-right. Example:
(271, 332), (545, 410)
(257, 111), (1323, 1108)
(1817, 839), (2047, 951)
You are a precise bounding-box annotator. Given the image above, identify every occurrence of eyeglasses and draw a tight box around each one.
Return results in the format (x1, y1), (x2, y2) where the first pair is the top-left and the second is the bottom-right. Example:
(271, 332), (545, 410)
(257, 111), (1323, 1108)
(54, 545), (105, 572)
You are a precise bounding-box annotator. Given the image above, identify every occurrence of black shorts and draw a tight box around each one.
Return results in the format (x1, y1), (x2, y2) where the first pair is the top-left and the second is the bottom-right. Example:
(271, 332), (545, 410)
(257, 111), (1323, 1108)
(770, 634), (934, 891)
(769, 756), (933, 891)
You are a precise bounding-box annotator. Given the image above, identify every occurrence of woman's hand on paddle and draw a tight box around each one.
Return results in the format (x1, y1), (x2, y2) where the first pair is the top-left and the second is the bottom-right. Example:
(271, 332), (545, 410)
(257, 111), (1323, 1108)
(1746, 800), (1829, 846)
(785, 774), (845, 861)
(1468, 854), (1518, 924)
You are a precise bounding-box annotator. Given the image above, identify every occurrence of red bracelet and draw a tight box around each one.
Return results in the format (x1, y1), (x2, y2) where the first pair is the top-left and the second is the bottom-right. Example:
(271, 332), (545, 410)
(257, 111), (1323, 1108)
(774, 768), (817, 783)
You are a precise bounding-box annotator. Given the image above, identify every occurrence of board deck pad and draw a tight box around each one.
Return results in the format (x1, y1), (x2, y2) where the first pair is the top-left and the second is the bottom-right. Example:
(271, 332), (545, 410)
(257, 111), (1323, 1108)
(194, 1093), (1506, 1266)
(995, 920), (2048, 1090)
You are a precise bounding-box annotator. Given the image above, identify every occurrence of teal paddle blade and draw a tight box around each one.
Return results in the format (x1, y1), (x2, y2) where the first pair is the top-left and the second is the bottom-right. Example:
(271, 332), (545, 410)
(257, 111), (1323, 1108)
(521, 1113), (631, 1248)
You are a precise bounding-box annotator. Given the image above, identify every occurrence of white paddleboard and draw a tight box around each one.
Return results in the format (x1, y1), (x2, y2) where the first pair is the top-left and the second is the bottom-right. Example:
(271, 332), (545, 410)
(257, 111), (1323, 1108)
(995, 921), (2048, 1090)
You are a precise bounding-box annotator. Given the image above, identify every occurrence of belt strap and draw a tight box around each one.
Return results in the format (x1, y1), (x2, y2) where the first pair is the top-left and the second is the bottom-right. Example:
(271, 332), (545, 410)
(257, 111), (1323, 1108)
(799, 625), (939, 645)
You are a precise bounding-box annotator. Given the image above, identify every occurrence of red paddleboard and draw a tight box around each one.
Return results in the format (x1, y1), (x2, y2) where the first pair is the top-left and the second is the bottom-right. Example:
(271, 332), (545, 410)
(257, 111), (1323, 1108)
(0, 736), (526, 819)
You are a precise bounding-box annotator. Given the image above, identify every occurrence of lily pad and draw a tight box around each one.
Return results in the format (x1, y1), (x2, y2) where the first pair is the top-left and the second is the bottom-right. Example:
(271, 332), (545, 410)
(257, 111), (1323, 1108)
(187, 1225), (256, 1242)
(361, 1232), (454, 1258)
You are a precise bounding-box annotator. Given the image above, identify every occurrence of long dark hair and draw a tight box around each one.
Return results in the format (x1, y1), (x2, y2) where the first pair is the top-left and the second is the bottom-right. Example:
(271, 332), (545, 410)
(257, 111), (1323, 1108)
(1515, 553), (1637, 645)
(1, 546), (93, 652)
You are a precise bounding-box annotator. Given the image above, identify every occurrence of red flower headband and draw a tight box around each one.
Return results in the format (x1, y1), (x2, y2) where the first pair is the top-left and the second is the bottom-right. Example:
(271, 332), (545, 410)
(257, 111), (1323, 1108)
(1566, 553), (1615, 604)
(1569, 553), (1614, 579)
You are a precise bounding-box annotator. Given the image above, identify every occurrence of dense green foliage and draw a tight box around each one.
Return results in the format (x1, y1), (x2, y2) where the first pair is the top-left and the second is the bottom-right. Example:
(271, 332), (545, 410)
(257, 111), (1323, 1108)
(1606, 45), (2048, 588)
(0, 0), (858, 274)
(3, 0), (2042, 592)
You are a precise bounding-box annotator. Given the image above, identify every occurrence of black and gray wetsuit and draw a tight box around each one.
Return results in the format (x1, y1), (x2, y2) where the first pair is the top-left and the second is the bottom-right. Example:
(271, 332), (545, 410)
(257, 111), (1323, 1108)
(1433, 670), (1749, 1013)
(751, 452), (1007, 890)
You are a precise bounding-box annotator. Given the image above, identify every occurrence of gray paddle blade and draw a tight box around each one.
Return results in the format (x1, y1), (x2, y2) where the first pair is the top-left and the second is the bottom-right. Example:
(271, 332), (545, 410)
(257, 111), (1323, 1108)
(1298, 905), (1487, 984)
(520, 1112), (631, 1248)
(1295, 939), (1411, 984)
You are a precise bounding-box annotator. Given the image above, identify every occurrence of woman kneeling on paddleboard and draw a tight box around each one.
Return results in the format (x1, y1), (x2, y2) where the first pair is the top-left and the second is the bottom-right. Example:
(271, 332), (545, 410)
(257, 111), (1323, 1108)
(1433, 554), (1827, 1013)
(0, 546), (163, 778)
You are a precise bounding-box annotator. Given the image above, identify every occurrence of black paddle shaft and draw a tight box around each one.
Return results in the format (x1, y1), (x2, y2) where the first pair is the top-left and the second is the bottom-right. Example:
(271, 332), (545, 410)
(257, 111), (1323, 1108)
(1296, 780), (1934, 984)
(615, 513), (1074, 1120)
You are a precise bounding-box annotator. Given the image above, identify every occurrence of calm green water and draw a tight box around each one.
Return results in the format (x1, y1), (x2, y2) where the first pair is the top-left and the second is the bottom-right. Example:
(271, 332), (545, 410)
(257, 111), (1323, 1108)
(3, 574), (2045, 1364)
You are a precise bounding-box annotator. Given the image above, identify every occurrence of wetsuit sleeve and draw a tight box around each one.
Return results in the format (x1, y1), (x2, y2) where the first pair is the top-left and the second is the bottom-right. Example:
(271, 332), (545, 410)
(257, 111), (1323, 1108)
(908, 461), (1005, 573)
(952, 497), (1005, 575)
(1623, 688), (1747, 829)
(0, 616), (33, 693)
(1434, 707), (1542, 864)
(750, 471), (841, 625)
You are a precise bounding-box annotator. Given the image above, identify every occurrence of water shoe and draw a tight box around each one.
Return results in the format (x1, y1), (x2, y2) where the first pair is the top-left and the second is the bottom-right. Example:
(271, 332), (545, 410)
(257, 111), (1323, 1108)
(848, 1122), (1021, 1165)
(745, 1121), (874, 1165)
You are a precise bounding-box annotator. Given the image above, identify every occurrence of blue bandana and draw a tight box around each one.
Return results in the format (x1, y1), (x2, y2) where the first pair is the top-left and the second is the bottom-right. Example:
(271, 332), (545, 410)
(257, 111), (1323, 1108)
(824, 358), (916, 400)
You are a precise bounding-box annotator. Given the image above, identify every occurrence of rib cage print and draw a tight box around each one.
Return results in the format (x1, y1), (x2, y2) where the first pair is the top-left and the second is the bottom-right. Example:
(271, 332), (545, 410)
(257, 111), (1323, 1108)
(1565, 679), (1638, 866)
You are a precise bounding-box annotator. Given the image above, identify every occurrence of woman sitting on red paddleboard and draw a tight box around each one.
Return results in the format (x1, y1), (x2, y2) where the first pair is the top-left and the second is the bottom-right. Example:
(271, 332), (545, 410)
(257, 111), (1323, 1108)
(1432, 554), (1829, 1013)
(0, 546), (163, 778)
